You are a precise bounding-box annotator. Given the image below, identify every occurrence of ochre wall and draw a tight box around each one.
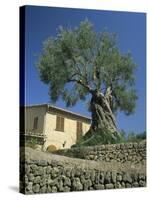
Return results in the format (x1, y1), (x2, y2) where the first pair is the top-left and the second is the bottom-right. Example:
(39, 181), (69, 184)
(25, 106), (91, 150)
(25, 106), (47, 134)
(43, 112), (90, 150)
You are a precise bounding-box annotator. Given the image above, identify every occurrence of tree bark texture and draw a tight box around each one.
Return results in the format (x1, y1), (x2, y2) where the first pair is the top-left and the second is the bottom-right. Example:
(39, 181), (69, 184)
(90, 90), (118, 135)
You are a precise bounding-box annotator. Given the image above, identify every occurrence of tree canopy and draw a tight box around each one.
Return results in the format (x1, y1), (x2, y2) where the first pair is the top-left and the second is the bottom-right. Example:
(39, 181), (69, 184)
(37, 20), (137, 116)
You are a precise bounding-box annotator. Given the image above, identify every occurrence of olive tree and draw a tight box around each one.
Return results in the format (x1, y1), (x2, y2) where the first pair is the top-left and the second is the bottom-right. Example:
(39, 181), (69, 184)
(37, 20), (137, 141)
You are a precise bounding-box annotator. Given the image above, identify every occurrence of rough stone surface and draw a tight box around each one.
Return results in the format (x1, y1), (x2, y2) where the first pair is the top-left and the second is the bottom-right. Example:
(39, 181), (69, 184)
(20, 145), (146, 194)
(105, 183), (114, 189)
(56, 141), (146, 165)
(94, 184), (105, 190)
(72, 178), (83, 191)
(123, 173), (132, 183)
(32, 184), (40, 193)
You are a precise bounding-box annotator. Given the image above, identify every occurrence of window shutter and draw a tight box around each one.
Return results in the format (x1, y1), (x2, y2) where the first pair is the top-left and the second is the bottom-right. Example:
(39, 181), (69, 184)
(56, 116), (64, 132)
(33, 117), (38, 130)
(76, 121), (83, 140)
(61, 117), (64, 131)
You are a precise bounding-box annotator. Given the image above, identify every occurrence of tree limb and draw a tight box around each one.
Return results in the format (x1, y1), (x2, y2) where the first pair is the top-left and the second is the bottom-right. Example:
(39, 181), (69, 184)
(72, 56), (89, 86)
(67, 78), (93, 93)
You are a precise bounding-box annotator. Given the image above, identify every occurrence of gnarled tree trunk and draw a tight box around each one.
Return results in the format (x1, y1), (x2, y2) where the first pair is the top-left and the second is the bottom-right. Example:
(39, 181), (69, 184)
(90, 89), (120, 138)
(72, 88), (121, 147)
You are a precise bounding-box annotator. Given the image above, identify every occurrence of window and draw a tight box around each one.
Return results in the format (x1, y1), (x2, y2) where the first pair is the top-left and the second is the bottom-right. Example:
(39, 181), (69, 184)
(76, 121), (83, 140)
(33, 117), (38, 130)
(56, 116), (64, 132)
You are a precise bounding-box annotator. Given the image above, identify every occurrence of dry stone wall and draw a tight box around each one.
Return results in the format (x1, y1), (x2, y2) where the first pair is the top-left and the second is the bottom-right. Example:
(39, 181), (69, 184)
(20, 145), (146, 194)
(56, 141), (146, 164)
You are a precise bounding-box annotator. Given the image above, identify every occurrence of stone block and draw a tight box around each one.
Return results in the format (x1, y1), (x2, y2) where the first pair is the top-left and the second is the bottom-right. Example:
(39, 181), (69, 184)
(32, 184), (40, 193)
(30, 164), (38, 172)
(40, 185), (47, 193)
(111, 172), (117, 183)
(47, 185), (52, 193)
(95, 172), (100, 184)
(105, 183), (114, 189)
(35, 166), (44, 176)
(63, 186), (70, 192)
(94, 184), (105, 190)
(125, 183), (132, 188)
(139, 174), (146, 181)
(57, 180), (64, 192)
(72, 178), (83, 191)
(37, 160), (47, 166)
(51, 186), (58, 193)
(83, 179), (92, 190)
(121, 182), (125, 188)
(99, 172), (105, 184)
(139, 180), (146, 187)
(123, 173), (132, 183)
(33, 176), (41, 184)
(115, 182), (122, 189)
(26, 182), (33, 191)
(132, 182), (139, 187)
(105, 171), (111, 184)
(65, 168), (72, 177)
(28, 173), (34, 182)
(46, 166), (52, 174)
(90, 170), (96, 182)
(63, 176), (71, 186)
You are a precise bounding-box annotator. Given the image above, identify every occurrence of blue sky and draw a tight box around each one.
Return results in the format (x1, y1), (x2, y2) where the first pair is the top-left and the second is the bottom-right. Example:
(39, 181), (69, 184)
(24, 6), (146, 133)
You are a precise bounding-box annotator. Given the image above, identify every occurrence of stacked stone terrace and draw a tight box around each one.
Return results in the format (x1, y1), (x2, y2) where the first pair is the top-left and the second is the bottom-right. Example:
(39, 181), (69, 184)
(56, 141), (146, 164)
(20, 141), (146, 194)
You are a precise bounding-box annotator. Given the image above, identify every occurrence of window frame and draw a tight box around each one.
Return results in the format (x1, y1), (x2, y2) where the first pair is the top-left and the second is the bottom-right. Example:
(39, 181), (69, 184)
(76, 121), (83, 140)
(55, 115), (65, 132)
(33, 116), (38, 130)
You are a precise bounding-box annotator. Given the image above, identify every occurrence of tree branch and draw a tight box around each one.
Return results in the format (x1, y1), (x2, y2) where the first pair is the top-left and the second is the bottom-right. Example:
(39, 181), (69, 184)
(72, 56), (89, 86)
(67, 78), (93, 93)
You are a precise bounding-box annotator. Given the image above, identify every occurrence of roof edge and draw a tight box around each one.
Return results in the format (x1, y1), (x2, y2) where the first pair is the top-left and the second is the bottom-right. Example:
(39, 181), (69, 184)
(25, 103), (91, 121)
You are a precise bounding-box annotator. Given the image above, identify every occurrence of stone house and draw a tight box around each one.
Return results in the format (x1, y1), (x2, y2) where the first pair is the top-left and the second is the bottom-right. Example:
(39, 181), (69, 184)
(23, 104), (91, 150)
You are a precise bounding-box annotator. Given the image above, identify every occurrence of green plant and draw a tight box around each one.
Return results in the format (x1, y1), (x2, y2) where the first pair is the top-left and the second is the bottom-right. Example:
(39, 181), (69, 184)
(127, 131), (146, 142)
(72, 129), (146, 148)
(72, 128), (124, 147)
(25, 137), (38, 149)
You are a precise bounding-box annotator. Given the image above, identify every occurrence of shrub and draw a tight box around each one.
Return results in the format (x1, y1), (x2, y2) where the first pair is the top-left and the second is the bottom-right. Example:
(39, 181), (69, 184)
(25, 137), (38, 149)
(46, 145), (57, 152)
(72, 129), (146, 148)
(72, 128), (124, 148)
(127, 131), (146, 142)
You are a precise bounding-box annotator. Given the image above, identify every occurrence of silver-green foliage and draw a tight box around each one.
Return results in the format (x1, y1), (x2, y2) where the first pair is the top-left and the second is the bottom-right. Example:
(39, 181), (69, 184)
(37, 20), (137, 115)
